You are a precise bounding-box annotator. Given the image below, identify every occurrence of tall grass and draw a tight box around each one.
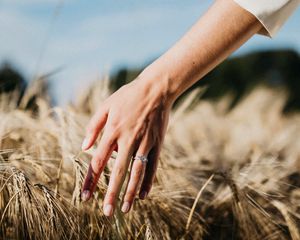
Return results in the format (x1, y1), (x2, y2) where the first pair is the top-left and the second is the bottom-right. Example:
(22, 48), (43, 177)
(0, 79), (299, 239)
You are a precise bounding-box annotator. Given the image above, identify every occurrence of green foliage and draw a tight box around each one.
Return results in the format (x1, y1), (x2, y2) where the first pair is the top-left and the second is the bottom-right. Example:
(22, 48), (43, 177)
(0, 62), (27, 104)
(110, 49), (300, 112)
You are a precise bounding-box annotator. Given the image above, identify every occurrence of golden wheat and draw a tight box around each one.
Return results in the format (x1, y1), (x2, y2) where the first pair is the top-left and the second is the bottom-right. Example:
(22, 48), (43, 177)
(0, 79), (299, 239)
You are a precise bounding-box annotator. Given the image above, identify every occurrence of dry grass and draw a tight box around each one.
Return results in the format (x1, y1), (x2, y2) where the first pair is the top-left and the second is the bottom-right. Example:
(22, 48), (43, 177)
(0, 78), (300, 239)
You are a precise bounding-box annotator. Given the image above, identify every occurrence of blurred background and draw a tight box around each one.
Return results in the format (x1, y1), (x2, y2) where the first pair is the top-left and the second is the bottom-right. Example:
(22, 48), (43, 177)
(0, 0), (299, 110)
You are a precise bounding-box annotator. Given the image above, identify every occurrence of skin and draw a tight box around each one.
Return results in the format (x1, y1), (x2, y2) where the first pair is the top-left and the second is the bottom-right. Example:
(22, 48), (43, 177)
(81, 0), (263, 217)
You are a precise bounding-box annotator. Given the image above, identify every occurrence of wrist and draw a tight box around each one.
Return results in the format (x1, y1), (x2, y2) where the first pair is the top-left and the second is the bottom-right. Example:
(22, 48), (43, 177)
(137, 63), (179, 107)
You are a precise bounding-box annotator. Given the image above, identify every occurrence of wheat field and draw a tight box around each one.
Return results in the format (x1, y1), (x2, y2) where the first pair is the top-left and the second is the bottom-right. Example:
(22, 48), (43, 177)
(0, 78), (300, 240)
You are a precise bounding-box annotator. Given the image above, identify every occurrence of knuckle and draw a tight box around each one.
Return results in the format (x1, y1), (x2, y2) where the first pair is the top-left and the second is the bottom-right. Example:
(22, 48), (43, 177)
(108, 116), (120, 129)
(132, 166), (143, 179)
(142, 173), (155, 188)
(87, 116), (103, 133)
(117, 138), (132, 151)
(92, 155), (105, 170)
(106, 191), (117, 203)
(106, 125), (120, 140)
(141, 183), (152, 194)
(114, 165), (125, 178)
(105, 137), (116, 148)
(125, 190), (136, 201)
(100, 134), (116, 149)
(121, 141), (133, 151)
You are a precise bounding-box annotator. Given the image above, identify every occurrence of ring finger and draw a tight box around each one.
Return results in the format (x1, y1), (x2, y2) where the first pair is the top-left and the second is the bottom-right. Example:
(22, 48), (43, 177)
(121, 136), (152, 213)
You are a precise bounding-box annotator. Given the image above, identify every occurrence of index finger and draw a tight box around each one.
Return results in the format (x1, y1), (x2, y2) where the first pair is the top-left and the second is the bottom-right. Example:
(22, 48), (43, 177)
(82, 104), (108, 151)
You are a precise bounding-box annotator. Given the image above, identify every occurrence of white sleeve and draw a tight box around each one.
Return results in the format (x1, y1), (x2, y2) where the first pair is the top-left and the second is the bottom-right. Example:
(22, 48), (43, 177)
(233, 0), (300, 37)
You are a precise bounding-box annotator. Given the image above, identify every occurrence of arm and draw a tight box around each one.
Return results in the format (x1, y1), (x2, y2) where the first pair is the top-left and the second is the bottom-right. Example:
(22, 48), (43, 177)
(141, 0), (262, 104)
(81, 0), (262, 217)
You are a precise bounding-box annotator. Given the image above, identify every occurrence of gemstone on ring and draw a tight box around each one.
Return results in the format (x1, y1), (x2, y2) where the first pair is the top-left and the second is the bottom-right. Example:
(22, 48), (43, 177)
(133, 155), (148, 164)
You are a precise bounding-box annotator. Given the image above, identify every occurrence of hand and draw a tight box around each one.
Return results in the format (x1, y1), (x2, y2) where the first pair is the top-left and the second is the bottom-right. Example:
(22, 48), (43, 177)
(80, 0), (261, 217)
(81, 74), (172, 216)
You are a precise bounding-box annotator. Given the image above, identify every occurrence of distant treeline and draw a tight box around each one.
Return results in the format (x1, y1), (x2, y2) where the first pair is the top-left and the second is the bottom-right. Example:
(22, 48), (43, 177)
(110, 49), (300, 112)
(1, 49), (300, 111)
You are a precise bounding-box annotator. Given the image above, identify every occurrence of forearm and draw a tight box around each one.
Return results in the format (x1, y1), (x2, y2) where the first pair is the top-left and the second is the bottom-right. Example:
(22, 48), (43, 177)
(139, 0), (262, 104)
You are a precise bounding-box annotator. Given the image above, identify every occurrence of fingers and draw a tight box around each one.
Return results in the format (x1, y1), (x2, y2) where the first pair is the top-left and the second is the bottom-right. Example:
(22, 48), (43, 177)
(103, 142), (133, 216)
(82, 104), (108, 151)
(81, 129), (116, 202)
(139, 143), (161, 200)
(121, 137), (152, 213)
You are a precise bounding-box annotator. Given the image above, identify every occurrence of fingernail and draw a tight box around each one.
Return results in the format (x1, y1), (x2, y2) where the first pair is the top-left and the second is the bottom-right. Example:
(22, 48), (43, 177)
(140, 191), (148, 200)
(81, 137), (90, 150)
(121, 202), (130, 213)
(81, 190), (91, 201)
(103, 204), (113, 216)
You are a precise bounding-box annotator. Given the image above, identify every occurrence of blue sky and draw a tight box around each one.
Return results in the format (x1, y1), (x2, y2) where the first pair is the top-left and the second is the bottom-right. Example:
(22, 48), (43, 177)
(0, 0), (299, 105)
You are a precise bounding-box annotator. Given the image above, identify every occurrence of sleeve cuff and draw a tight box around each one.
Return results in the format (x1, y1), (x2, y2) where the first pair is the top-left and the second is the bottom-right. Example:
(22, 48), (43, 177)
(233, 0), (300, 38)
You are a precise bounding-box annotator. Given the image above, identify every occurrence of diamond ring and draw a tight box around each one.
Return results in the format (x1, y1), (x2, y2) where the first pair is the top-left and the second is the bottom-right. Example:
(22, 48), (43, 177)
(133, 155), (148, 164)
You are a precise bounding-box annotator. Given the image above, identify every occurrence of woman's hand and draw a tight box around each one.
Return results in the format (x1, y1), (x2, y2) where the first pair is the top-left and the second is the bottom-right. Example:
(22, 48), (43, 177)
(80, 0), (262, 217)
(81, 71), (173, 216)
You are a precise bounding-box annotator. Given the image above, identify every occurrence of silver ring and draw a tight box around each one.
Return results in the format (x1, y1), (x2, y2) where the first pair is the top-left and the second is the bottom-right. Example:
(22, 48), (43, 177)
(133, 155), (148, 164)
